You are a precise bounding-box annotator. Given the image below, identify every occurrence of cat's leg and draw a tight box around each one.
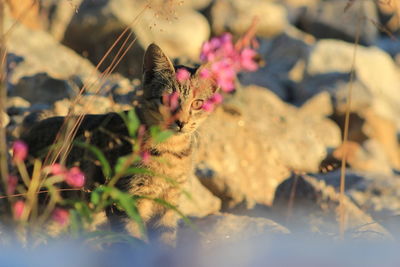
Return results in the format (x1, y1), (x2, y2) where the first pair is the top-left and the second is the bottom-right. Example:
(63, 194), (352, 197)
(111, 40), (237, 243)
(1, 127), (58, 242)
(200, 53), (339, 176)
(147, 208), (178, 246)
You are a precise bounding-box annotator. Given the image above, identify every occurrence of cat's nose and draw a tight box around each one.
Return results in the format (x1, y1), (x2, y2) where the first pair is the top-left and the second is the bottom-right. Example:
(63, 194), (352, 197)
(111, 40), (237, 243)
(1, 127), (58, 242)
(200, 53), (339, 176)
(175, 120), (184, 130)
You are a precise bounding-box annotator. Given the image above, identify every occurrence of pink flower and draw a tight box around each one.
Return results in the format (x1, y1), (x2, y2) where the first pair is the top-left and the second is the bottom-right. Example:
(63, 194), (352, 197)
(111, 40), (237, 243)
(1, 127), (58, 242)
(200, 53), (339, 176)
(52, 208), (70, 226)
(199, 68), (211, 79)
(169, 92), (180, 111)
(65, 167), (85, 188)
(49, 163), (67, 176)
(7, 175), (18, 195)
(141, 151), (151, 164)
(210, 93), (223, 104)
(201, 101), (214, 112)
(199, 32), (260, 93)
(202, 93), (224, 112)
(176, 68), (190, 83)
(13, 200), (25, 220)
(212, 60), (236, 92)
(12, 140), (28, 162)
(240, 48), (258, 71)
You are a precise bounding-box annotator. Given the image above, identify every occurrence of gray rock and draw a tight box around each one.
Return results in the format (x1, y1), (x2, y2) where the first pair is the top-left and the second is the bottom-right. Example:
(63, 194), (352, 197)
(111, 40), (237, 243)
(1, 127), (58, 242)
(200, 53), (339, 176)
(11, 73), (74, 105)
(312, 169), (400, 238)
(239, 32), (313, 101)
(178, 213), (289, 248)
(41, 0), (84, 40)
(62, 0), (146, 79)
(297, 0), (379, 45)
(1, 111), (9, 128)
(196, 86), (341, 209)
(210, 0), (288, 38)
(6, 16), (99, 88)
(307, 40), (400, 130)
(109, 1), (210, 61)
(273, 174), (393, 240)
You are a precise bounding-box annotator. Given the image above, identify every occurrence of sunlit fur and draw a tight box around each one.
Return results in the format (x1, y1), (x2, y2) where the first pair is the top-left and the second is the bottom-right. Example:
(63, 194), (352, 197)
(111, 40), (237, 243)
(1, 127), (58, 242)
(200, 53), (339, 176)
(139, 44), (216, 135)
(21, 44), (215, 245)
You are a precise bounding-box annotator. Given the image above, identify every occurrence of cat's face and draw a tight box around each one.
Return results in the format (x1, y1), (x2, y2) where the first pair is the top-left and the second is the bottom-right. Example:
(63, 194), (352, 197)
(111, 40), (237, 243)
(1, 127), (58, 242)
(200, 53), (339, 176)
(140, 44), (216, 134)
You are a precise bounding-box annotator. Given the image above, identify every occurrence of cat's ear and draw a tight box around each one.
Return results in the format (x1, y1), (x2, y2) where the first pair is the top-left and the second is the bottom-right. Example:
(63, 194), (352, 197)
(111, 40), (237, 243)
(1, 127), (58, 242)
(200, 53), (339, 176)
(142, 43), (175, 85)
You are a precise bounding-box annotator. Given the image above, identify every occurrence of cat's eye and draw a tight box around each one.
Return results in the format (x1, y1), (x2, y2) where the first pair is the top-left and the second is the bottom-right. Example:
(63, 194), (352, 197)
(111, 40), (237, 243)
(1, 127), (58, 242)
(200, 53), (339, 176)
(191, 99), (204, 110)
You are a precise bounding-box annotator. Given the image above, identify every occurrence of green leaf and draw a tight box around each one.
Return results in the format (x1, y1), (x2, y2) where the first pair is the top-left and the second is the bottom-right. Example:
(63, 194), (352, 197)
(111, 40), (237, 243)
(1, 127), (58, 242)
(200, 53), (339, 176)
(123, 167), (152, 176)
(74, 201), (93, 224)
(150, 126), (173, 143)
(90, 188), (101, 205)
(101, 186), (146, 238)
(74, 141), (112, 179)
(119, 110), (139, 138)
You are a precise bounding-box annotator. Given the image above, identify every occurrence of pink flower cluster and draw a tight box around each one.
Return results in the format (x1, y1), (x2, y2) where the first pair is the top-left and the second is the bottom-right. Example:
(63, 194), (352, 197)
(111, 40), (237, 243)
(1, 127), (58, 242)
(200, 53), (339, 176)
(176, 68), (190, 83)
(49, 163), (85, 188)
(200, 33), (258, 92)
(202, 93), (223, 112)
(199, 33), (259, 111)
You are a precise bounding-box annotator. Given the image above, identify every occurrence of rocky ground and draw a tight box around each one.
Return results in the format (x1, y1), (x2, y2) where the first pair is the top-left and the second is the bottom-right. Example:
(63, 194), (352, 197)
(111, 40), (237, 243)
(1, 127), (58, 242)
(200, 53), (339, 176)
(3, 0), (400, 262)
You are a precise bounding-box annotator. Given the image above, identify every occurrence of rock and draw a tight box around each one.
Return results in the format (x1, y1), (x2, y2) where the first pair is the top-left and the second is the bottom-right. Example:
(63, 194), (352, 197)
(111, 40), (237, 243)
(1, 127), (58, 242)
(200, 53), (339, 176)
(312, 170), (400, 238)
(195, 86), (341, 209)
(40, 0), (84, 40)
(299, 91), (333, 117)
(110, 1), (210, 61)
(11, 73), (75, 105)
(179, 174), (221, 218)
(377, 0), (400, 32)
(6, 16), (99, 88)
(7, 0), (42, 29)
(53, 95), (114, 116)
(210, 0), (288, 38)
(1, 111), (9, 128)
(178, 213), (289, 248)
(64, 0), (209, 78)
(62, 0), (146, 79)
(273, 174), (393, 240)
(297, 0), (379, 45)
(307, 39), (400, 131)
(239, 32), (313, 101)
(330, 108), (400, 170)
(321, 140), (393, 174)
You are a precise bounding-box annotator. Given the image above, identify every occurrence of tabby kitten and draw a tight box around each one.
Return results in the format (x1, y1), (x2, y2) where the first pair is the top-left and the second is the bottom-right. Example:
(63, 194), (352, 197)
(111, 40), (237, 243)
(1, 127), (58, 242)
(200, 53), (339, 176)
(21, 43), (216, 244)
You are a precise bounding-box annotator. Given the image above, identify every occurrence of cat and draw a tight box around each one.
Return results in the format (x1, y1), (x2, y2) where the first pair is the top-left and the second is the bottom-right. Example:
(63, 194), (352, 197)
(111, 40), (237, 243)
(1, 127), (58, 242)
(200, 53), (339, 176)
(20, 43), (216, 245)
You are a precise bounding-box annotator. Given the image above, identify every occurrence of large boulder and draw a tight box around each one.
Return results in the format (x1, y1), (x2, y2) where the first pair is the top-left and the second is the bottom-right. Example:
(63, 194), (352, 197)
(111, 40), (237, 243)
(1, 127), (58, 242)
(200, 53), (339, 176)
(312, 170), (400, 238)
(178, 213), (289, 248)
(297, 0), (379, 45)
(273, 174), (393, 240)
(195, 86), (341, 209)
(63, 0), (210, 78)
(210, 0), (288, 38)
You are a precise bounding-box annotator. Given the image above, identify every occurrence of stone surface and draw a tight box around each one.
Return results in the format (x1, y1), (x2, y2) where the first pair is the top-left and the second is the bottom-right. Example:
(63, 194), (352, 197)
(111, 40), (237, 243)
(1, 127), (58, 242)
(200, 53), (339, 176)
(273, 174), (393, 240)
(195, 86), (341, 209)
(41, 0), (84, 40)
(110, 2), (210, 61)
(6, 16), (99, 87)
(307, 40), (400, 130)
(178, 213), (289, 248)
(312, 169), (400, 238)
(297, 0), (379, 45)
(210, 0), (288, 38)
(179, 174), (221, 218)
(1, 111), (9, 128)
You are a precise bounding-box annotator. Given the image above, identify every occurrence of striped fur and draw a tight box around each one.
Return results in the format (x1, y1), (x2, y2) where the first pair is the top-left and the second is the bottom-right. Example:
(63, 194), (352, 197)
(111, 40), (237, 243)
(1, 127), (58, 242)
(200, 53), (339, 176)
(21, 44), (215, 245)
